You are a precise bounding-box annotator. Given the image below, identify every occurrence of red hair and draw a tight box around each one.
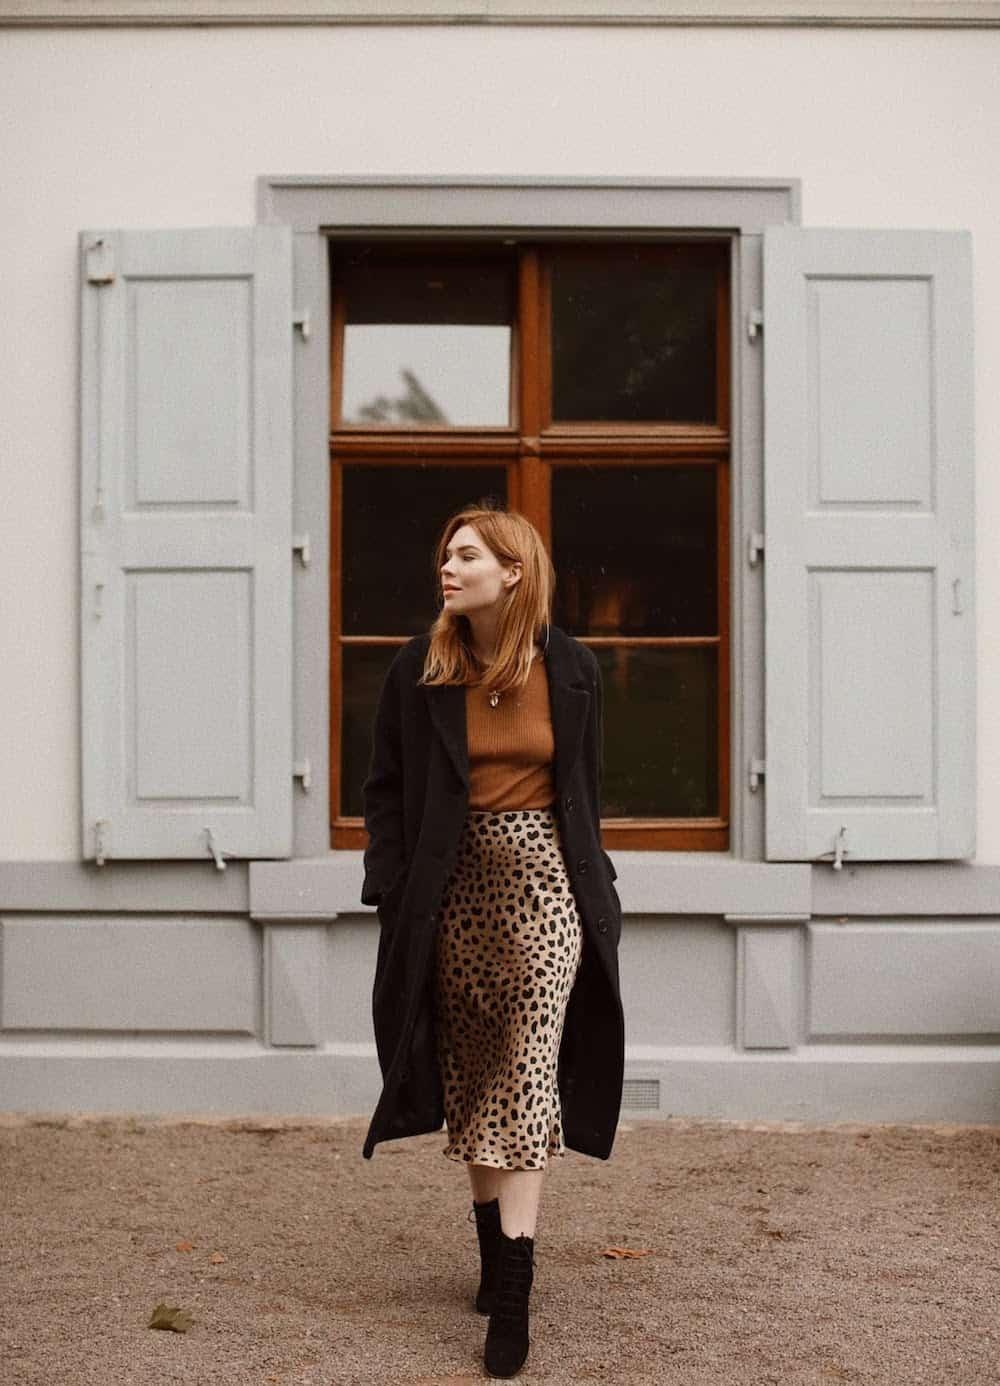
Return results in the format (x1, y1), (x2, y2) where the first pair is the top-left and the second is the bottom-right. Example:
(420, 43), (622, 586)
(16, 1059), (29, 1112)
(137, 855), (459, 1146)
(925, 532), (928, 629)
(419, 503), (555, 693)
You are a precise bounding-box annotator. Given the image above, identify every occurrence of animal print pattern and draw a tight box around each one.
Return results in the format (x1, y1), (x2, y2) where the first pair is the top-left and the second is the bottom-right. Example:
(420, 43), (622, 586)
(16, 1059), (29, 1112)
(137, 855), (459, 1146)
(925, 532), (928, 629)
(432, 807), (584, 1171)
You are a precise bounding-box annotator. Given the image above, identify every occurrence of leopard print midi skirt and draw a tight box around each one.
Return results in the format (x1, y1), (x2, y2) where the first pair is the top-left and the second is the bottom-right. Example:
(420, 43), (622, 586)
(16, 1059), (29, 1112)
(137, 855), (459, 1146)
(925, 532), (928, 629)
(431, 807), (584, 1171)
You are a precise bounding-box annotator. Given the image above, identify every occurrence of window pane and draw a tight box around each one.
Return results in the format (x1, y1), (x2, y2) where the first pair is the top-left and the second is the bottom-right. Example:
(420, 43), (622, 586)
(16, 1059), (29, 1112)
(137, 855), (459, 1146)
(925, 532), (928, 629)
(335, 250), (515, 427)
(598, 646), (718, 818)
(552, 465), (717, 637)
(342, 465), (508, 636)
(341, 644), (399, 818)
(550, 249), (719, 423)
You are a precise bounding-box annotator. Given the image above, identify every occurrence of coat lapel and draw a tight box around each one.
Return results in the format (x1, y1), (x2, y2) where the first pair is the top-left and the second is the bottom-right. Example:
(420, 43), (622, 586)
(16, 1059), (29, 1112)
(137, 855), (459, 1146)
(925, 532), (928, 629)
(423, 625), (590, 796)
(425, 680), (469, 789)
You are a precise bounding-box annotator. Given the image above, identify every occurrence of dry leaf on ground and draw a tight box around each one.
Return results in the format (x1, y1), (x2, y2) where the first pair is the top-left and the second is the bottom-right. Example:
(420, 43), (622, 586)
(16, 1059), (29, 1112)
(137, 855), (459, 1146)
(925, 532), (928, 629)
(600, 1246), (653, 1259)
(148, 1302), (193, 1333)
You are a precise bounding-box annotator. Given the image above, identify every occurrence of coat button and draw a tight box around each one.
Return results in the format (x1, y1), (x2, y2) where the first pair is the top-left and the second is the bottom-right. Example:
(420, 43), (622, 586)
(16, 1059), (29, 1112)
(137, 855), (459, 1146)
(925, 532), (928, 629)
(399, 1068), (409, 1083)
(597, 916), (609, 934)
(577, 858), (589, 874)
(565, 794), (575, 811)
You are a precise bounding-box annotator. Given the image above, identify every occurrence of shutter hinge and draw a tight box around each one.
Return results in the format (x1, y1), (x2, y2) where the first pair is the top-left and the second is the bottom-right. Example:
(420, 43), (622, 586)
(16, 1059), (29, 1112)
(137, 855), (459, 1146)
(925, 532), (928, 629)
(293, 308), (311, 340)
(85, 237), (115, 285)
(292, 533), (311, 567)
(203, 826), (229, 871)
(294, 758), (312, 791)
(748, 532), (765, 567)
(93, 818), (110, 865)
(747, 307), (763, 341)
(748, 758), (766, 792)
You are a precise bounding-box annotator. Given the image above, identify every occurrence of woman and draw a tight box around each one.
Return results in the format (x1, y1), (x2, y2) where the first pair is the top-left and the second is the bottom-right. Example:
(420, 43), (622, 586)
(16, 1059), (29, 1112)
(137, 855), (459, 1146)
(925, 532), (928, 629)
(360, 503), (625, 1379)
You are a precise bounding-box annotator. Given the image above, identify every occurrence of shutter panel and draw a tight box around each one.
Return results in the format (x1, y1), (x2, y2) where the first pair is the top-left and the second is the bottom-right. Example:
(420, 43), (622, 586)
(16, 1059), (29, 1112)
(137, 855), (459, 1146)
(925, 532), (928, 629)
(80, 226), (293, 862)
(763, 227), (975, 863)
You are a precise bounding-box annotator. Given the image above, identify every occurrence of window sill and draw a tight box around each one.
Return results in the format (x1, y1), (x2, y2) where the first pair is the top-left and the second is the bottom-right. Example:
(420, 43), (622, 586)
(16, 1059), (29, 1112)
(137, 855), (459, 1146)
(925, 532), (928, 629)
(248, 849), (812, 920)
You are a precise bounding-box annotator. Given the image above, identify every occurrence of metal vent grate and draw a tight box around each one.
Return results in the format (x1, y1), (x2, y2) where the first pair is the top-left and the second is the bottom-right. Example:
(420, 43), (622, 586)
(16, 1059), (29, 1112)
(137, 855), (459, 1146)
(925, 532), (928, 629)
(621, 1078), (660, 1111)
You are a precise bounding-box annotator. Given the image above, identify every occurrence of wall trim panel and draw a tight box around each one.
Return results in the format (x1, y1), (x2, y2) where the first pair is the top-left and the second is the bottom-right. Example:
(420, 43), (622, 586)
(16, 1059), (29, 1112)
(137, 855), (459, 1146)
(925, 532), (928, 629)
(3, 2), (999, 29)
(6, 857), (1000, 915)
(0, 916), (259, 1033)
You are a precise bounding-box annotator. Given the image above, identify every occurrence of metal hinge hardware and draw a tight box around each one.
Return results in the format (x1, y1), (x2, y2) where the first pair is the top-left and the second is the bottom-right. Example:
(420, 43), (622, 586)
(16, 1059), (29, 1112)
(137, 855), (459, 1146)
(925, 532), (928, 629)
(293, 308), (311, 340)
(294, 758), (312, 791)
(748, 532), (765, 567)
(292, 534), (311, 567)
(749, 759), (766, 793)
(747, 307), (763, 341)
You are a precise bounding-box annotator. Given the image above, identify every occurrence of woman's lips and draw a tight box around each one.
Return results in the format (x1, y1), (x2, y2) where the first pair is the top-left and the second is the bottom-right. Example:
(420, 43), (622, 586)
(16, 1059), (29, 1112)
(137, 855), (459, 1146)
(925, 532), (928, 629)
(443, 586), (460, 593)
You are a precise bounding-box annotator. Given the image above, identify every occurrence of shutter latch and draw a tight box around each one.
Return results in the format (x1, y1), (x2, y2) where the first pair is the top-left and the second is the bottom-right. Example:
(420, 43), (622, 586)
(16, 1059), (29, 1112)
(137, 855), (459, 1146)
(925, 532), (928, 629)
(203, 827), (229, 871)
(747, 307), (763, 341)
(292, 533), (311, 567)
(748, 533), (765, 567)
(294, 758), (312, 791)
(93, 818), (110, 865)
(85, 237), (115, 285)
(815, 826), (849, 871)
(293, 308), (311, 340)
(749, 758), (766, 792)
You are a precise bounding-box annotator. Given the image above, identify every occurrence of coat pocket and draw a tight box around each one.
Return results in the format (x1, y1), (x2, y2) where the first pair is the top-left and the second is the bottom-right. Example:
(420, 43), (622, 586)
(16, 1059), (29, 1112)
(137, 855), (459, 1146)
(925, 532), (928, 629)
(377, 863), (408, 929)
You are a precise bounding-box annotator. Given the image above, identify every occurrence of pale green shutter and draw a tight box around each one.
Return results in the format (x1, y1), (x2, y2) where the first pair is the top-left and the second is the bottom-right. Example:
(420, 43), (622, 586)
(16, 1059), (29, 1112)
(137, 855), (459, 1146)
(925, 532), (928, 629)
(763, 227), (975, 863)
(80, 227), (294, 863)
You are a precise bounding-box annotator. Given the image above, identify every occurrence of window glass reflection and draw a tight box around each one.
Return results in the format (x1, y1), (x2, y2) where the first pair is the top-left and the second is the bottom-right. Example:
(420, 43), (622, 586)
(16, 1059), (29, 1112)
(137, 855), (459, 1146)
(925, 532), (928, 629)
(552, 465), (717, 637)
(342, 465), (507, 636)
(335, 250), (515, 427)
(597, 646), (718, 818)
(550, 248), (719, 423)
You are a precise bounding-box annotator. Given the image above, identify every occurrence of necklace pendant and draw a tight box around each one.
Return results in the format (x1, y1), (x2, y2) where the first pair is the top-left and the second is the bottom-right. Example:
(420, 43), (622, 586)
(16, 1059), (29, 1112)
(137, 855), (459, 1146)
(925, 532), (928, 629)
(488, 690), (501, 708)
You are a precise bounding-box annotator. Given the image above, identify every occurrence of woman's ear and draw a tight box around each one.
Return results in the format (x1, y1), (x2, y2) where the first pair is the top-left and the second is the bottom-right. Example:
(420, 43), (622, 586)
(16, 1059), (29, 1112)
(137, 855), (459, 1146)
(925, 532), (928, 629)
(504, 562), (523, 590)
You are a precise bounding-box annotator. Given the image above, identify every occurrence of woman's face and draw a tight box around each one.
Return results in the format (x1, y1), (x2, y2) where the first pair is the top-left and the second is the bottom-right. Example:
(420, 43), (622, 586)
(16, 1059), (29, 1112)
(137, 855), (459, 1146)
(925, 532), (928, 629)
(440, 523), (521, 616)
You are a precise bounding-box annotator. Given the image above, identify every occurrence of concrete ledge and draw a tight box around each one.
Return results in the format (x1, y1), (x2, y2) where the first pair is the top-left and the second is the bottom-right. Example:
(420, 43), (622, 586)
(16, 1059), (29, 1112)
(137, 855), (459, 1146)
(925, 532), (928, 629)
(2, 1043), (999, 1125)
(249, 851), (813, 917)
(811, 860), (1000, 915)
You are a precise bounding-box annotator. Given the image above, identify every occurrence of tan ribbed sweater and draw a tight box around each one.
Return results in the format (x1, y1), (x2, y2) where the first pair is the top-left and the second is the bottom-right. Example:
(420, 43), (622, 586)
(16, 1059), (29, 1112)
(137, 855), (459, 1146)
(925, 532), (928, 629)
(466, 654), (556, 811)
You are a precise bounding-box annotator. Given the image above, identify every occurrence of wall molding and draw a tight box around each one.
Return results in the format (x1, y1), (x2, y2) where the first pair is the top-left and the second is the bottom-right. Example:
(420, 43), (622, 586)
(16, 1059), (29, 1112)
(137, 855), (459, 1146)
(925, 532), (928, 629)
(4, 856), (1000, 915)
(3, 1), (999, 26)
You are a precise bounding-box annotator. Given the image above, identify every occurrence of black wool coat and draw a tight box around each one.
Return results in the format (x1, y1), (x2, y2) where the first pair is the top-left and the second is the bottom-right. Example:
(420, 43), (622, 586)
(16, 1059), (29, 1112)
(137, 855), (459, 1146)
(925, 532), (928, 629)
(360, 623), (625, 1162)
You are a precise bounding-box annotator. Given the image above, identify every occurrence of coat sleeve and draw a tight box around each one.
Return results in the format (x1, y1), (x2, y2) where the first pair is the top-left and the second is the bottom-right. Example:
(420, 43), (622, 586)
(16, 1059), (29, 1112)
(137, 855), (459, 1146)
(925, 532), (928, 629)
(360, 652), (407, 907)
(584, 646), (617, 882)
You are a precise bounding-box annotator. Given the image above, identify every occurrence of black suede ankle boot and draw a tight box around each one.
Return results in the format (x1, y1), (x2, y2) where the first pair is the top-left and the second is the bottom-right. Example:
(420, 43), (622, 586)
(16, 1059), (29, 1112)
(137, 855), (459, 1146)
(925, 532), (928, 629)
(483, 1229), (535, 1378)
(471, 1197), (502, 1314)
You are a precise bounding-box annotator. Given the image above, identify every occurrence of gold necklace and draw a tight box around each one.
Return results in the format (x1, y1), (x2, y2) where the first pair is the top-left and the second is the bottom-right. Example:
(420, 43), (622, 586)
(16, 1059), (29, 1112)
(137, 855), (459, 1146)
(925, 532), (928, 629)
(482, 648), (538, 709)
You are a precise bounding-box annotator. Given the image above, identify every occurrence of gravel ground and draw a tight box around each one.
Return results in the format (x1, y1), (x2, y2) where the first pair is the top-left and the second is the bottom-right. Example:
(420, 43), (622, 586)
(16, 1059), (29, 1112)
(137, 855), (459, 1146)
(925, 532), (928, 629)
(1, 1113), (998, 1385)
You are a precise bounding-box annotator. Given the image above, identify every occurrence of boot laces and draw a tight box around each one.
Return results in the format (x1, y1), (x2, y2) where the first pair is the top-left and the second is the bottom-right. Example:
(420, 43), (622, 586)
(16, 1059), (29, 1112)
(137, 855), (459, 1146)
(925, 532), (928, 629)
(492, 1244), (534, 1329)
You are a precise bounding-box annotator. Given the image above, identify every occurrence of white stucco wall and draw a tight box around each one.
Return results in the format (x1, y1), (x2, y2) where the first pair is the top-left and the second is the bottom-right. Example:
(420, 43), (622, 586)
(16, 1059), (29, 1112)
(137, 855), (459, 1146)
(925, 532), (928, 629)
(1, 24), (997, 861)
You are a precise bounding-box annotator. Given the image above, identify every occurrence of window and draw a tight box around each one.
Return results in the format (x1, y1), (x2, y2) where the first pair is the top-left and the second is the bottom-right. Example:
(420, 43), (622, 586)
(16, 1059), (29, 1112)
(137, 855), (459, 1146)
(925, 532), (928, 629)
(329, 238), (731, 851)
(78, 186), (974, 869)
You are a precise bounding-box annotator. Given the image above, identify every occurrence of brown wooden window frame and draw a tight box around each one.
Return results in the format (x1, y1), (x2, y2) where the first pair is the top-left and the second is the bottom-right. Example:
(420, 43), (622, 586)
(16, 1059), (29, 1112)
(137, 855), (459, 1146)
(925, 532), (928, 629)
(329, 237), (731, 853)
